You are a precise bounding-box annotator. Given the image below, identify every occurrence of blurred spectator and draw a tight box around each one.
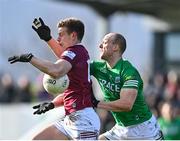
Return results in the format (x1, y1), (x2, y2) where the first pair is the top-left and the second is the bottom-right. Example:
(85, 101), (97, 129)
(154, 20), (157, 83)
(176, 86), (180, 103)
(164, 70), (178, 101)
(144, 72), (165, 116)
(16, 75), (33, 102)
(158, 101), (180, 140)
(0, 73), (18, 103)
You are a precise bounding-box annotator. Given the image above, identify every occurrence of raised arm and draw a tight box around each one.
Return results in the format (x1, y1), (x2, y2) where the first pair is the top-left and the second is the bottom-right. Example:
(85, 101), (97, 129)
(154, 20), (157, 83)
(8, 53), (72, 79)
(32, 17), (64, 58)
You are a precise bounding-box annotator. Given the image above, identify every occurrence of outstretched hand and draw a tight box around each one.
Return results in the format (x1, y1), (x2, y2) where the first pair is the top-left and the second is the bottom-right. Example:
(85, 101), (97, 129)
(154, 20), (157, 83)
(8, 53), (33, 64)
(32, 17), (52, 42)
(33, 102), (55, 115)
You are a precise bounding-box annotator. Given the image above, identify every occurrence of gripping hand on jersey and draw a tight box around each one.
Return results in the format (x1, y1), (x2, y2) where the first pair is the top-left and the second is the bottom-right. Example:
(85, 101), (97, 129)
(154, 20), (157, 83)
(32, 17), (52, 42)
(8, 53), (33, 64)
(33, 102), (55, 115)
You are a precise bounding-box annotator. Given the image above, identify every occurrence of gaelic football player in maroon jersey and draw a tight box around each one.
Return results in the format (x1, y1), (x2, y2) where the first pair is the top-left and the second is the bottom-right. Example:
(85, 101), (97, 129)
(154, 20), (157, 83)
(8, 17), (100, 140)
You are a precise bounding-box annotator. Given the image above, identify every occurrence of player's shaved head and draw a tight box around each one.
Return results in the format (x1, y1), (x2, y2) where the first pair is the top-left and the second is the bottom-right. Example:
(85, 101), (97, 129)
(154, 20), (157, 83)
(112, 33), (126, 54)
(108, 33), (126, 54)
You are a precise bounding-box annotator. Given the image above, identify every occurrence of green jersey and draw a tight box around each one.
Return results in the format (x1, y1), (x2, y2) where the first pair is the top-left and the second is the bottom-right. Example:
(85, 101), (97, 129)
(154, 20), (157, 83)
(158, 117), (180, 140)
(90, 58), (152, 126)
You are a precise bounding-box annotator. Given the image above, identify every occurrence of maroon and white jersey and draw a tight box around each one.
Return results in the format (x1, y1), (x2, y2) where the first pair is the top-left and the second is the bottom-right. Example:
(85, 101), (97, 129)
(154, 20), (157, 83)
(60, 44), (93, 115)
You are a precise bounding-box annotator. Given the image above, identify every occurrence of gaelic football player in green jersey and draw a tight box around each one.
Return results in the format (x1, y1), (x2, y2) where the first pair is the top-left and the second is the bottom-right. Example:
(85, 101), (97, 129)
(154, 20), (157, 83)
(90, 33), (164, 140)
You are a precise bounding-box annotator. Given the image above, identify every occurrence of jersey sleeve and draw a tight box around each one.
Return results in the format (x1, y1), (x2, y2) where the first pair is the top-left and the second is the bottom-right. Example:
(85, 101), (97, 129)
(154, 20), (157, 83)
(121, 65), (142, 89)
(60, 49), (77, 66)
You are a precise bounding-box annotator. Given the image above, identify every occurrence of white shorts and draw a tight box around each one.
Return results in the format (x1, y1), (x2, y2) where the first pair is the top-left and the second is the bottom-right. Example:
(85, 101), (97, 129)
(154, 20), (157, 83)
(102, 115), (163, 140)
(54, 107), (100, 140)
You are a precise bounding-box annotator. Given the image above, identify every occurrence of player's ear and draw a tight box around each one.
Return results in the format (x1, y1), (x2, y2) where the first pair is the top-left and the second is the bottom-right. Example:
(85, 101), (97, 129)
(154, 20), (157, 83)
(113, 44), (119, 52)
(71, 31), (76, 38)
(71, 31), (77, 39)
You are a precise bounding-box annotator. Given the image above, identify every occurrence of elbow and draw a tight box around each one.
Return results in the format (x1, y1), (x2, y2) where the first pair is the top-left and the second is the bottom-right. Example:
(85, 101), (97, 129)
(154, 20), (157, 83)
(49, 70), (62, 79)
(48, 64), (65, 79)
(49, 73), (60, 79)
(117, 102), (133, 112)
(110, 103), (132, 112)
(124, 103), (133, 111)
(114, 104), (132, 112)
(125, 107), (132, 112)
(48, 69), (62, 79)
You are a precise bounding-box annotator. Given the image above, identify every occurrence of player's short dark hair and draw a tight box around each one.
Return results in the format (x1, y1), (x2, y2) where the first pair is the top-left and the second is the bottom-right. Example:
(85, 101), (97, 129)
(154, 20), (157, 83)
(57, 17), (84, 41)
(113, 33), (126, 54)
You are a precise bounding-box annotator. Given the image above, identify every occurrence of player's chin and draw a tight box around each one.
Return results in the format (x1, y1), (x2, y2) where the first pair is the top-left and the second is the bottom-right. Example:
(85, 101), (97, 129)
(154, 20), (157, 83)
(101, 54), (109, 61)
(58, 42), (63, 47)
(100, 54), (105, 60)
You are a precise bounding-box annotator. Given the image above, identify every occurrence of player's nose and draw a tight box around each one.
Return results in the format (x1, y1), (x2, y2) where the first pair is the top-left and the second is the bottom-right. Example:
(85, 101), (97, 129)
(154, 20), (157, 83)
(99, 44), (103, 49)
(57, 36), (61, 42)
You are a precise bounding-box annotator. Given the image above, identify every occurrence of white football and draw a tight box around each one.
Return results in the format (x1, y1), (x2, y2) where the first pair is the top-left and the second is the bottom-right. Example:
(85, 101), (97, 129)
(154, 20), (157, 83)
(43, 74), (69, 95)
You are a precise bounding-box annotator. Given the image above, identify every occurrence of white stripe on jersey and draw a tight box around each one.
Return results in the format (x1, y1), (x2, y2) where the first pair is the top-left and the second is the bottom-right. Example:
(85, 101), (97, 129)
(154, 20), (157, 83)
(123, 80), (138, 87)
(62, 50), (76, 60)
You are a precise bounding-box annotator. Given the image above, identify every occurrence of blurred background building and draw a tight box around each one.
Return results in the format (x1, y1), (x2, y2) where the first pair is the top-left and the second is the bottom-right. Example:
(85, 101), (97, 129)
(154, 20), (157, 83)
(0, 0), (180, 139)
